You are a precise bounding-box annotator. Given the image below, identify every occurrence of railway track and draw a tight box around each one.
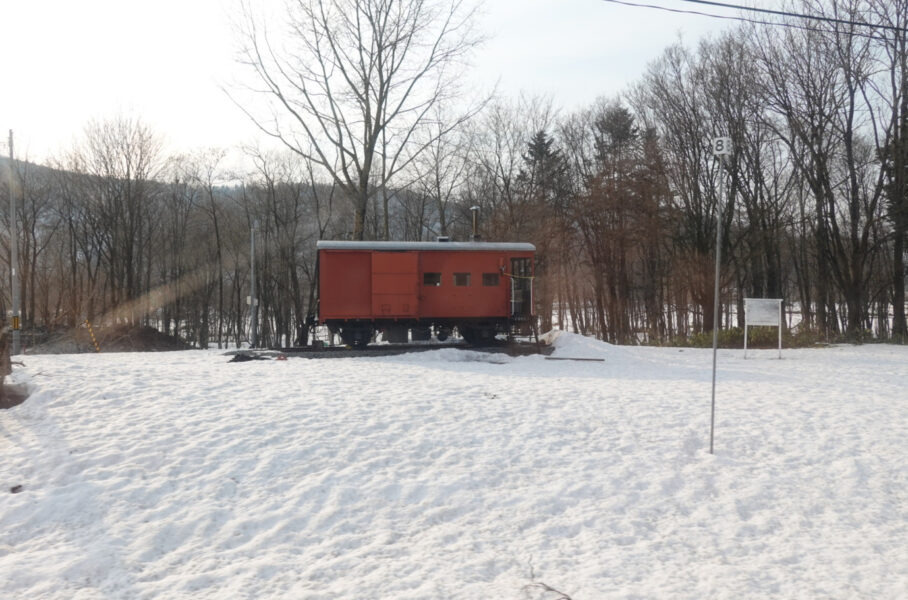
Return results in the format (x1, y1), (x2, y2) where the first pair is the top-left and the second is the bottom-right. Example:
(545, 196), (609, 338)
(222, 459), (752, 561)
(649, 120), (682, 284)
(226, 340), (551, 360)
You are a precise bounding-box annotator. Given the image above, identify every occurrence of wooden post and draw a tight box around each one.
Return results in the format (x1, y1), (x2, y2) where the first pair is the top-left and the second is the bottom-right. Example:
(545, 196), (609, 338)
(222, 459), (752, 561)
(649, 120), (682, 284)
(0, 325), (10, 404)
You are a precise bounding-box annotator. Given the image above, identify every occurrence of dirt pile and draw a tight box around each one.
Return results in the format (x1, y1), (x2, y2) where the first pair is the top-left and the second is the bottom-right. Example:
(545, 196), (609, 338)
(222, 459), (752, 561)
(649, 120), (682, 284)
(29, 325), (193, 354)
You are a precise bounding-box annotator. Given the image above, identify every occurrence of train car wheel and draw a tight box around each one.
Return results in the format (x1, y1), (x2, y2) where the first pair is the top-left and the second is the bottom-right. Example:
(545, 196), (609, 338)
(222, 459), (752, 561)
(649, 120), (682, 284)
(340, 325), (373, 348)
(460, 325), (494, 346)
(411, 327), (431, 341)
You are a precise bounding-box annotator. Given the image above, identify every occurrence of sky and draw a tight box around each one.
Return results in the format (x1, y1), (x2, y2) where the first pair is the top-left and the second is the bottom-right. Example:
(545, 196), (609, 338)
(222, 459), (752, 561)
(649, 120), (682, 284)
(1, 0), (743, 163)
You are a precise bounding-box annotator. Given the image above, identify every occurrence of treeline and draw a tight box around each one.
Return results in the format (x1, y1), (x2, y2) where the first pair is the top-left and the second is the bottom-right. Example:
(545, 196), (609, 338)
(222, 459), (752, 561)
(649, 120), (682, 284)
(2, 0), (907, 346)
(0, 131), (342, 350)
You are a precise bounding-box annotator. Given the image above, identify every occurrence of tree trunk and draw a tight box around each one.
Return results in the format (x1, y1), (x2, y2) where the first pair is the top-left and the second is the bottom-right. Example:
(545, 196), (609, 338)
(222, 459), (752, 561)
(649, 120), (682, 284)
(892, 232), (907, 341)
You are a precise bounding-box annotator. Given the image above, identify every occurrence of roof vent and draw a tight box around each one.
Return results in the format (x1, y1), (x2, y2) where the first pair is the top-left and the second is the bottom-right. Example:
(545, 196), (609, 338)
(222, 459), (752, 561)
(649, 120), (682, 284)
(436, 236), (450, 242)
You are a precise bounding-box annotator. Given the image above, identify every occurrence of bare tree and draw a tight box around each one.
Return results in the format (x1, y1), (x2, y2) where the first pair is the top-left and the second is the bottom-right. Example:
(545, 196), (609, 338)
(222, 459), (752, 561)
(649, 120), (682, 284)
(868, 0), (908, 340)
(411, 107), (474, 238)
(465, 95), (558, 240)
(755, 0), (888, 339)
(632, 41), (734, 334)
(68, 117), (164, 324)
(235, 0), (484, 240)
(157, 163), (200, 338)
(0, 160), (60, 330)
(184, 149), (229, 348)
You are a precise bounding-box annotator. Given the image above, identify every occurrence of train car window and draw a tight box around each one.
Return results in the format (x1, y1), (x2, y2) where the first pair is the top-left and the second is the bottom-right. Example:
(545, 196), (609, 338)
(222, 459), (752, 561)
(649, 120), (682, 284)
(482, 273), (500, 286)
(511, 258), (532, 277)
(423, 272), (442, 286)
(453, 273), (471, 286)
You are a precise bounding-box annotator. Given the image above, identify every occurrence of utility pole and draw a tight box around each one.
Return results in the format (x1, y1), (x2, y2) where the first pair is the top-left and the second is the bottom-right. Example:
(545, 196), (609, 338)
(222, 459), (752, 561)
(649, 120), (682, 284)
(7, 130), (20, 355)
(250, 220), (258, 348)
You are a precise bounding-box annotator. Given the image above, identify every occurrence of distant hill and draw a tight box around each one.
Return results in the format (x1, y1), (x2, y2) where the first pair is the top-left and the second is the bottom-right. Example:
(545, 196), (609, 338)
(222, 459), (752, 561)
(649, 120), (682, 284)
(0, 156), (59, 182)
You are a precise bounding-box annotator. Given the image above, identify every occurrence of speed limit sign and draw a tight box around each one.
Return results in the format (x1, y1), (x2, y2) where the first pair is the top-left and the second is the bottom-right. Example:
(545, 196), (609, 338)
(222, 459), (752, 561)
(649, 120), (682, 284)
(712, 137), (732, 155)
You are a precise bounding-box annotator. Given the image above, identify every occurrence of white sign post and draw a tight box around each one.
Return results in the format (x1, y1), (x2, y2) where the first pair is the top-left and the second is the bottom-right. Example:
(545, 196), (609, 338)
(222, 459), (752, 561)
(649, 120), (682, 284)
(744, 298), (783, 359)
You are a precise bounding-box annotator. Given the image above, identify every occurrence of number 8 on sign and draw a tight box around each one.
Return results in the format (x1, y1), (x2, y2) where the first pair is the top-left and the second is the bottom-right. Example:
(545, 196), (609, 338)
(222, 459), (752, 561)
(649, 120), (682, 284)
(712, 137), (732, 156)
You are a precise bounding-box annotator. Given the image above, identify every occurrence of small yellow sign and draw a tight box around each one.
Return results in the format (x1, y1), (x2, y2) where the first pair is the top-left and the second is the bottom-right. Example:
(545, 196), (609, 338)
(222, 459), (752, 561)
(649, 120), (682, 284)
(11, 316), (20, 330)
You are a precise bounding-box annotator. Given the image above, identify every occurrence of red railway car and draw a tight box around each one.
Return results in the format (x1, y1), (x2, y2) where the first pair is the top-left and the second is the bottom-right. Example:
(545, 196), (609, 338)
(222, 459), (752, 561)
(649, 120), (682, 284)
(316, 240), (535, 346)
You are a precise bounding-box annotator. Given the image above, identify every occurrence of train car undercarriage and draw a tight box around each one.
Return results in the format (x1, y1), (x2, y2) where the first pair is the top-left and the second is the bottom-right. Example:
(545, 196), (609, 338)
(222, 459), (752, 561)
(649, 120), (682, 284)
(326, 317), (537, 348)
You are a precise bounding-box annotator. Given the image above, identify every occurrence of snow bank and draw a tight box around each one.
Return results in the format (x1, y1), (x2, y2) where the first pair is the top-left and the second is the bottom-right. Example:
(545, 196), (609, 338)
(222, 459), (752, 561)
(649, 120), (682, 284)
(1, 342), (906, 598)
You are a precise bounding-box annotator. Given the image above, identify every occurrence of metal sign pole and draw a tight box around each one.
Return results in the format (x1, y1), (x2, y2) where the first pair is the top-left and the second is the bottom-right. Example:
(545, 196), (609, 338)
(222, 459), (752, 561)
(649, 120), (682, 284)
(778, 301), (783, 359)
(710, 137), (731, 455)
(744, 313), (748, 359)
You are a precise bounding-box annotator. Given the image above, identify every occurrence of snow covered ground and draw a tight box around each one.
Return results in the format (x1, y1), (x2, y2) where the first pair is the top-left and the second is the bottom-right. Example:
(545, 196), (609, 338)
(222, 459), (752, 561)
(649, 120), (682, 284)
(1, 333), (906, 599)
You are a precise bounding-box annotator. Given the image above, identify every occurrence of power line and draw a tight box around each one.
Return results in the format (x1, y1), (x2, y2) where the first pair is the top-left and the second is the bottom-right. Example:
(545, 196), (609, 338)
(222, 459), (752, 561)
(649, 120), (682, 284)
(598, 0), (900, 40)
(677, 0), (908, 34)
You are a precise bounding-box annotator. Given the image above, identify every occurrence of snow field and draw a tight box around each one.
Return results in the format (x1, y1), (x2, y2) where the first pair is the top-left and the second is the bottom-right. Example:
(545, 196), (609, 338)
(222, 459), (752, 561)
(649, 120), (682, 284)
(1, 334), (906, 598)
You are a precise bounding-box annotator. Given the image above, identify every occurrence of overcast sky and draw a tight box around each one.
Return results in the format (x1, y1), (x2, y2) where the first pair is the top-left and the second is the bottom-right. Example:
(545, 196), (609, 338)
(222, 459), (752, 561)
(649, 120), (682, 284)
(2, 0), (742, 162)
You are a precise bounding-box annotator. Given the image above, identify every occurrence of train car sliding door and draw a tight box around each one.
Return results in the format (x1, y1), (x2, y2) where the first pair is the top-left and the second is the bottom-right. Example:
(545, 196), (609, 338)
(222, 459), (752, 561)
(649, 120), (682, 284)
(510, 257), (532, 318)
(371, 251), (419, 318)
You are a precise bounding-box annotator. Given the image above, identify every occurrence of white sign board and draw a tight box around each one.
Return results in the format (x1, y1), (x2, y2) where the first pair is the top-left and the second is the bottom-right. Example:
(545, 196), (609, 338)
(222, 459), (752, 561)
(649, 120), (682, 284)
(745, 298), (781, 326)
(744, 298), (783, 358)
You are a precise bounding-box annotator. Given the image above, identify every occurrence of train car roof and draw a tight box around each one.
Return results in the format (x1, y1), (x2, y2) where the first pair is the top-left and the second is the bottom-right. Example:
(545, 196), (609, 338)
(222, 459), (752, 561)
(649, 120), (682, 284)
(316, 240), (536, 252)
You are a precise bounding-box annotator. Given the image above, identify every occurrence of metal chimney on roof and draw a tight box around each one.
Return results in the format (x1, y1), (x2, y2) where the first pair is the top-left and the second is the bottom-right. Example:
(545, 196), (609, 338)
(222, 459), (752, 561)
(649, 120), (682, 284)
(470, 206), (480, 241)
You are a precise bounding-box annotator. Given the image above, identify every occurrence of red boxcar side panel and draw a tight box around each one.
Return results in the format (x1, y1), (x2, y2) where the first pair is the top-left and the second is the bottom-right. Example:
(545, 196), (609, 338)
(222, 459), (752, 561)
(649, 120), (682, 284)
(419, 251), (517, 318)
(319, 251), (372, 319)
(371, 252), (419, 317)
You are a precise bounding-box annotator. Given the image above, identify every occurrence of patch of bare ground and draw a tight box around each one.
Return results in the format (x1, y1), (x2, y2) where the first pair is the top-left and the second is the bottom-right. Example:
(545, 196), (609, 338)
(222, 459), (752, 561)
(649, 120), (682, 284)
(0, 383), (28, 409)
(28, 325), (193, 354)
